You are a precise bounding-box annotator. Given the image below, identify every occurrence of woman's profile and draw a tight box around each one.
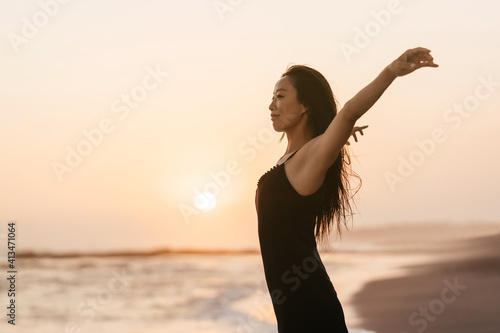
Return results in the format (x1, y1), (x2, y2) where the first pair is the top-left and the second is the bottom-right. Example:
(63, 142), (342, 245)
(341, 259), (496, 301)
(255, 47), (438, 332)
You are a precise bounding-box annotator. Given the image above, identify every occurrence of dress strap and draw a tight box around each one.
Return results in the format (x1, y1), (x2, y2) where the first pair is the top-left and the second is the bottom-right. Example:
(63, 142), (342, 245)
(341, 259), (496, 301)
(284, 147), (301, 163)
(275, 147), (303, 167)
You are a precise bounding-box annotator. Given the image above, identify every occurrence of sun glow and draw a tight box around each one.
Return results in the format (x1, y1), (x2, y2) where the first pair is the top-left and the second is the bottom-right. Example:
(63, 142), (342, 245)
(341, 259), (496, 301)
(195, 192), (217, 212)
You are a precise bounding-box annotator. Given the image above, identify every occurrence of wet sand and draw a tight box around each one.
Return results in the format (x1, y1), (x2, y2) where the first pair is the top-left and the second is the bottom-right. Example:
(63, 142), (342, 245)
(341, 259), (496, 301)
(350, 227), (500, 333)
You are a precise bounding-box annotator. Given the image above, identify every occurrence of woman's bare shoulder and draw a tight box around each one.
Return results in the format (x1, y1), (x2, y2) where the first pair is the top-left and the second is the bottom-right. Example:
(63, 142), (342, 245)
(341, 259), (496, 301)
(285, 136), (328, 196)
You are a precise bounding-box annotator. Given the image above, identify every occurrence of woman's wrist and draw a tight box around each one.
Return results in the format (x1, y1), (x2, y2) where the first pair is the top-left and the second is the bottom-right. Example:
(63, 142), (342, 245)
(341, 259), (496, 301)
(381, 65), (398, 81)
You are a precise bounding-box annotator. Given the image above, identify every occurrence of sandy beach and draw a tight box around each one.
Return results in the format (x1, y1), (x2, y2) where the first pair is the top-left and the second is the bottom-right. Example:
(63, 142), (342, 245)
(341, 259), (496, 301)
(348, 223), (500, 333)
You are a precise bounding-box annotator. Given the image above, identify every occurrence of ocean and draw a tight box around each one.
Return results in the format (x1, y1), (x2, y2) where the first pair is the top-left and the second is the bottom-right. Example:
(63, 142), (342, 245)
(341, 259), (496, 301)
(1, 250), (432, 333)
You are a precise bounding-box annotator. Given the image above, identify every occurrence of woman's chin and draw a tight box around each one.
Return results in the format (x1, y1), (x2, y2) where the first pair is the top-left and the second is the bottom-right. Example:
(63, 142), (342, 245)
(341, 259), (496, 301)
(271, 122), (282, 131)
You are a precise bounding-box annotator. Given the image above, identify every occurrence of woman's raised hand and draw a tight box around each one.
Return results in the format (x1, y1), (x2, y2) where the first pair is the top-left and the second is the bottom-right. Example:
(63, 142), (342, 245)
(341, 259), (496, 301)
(386, 47), (438, 77)
(346, 125), (369, 145)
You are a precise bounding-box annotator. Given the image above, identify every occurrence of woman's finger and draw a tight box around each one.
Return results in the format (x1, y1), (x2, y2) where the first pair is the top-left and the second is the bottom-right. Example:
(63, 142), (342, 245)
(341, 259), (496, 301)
(411, 47), (431, 53)
(423, 61), (439, 68)
(407, 49), (432, 62)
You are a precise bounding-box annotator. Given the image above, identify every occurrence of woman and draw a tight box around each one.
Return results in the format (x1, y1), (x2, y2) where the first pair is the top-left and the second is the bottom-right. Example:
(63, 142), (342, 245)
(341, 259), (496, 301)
(255, 47), (438, 332)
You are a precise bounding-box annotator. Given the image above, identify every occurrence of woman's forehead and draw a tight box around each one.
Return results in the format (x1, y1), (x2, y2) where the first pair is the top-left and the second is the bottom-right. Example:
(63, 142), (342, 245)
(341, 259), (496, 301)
(274, 76), (293, 91)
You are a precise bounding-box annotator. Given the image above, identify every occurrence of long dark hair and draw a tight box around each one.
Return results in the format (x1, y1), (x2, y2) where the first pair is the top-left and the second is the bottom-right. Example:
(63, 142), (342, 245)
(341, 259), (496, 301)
(279, 64), (362, 246)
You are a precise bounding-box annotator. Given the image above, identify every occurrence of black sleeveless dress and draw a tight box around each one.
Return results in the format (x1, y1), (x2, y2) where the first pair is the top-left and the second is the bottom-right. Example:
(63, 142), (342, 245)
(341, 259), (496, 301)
(255, 148), (349, 333)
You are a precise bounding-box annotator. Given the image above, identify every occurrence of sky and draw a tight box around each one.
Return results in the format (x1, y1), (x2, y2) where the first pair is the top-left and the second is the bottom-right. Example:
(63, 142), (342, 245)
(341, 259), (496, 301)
(1, 0), (499, 253)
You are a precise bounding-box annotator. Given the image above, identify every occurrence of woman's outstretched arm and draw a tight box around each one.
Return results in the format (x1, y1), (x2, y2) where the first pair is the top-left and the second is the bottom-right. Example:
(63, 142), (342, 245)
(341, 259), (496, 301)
(342, 47), (438, 121)
(307, 47), (438, 172)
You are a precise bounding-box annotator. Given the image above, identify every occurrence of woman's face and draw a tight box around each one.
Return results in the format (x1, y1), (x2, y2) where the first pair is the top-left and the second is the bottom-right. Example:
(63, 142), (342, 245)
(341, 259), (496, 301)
(269, 76), (308, 132)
